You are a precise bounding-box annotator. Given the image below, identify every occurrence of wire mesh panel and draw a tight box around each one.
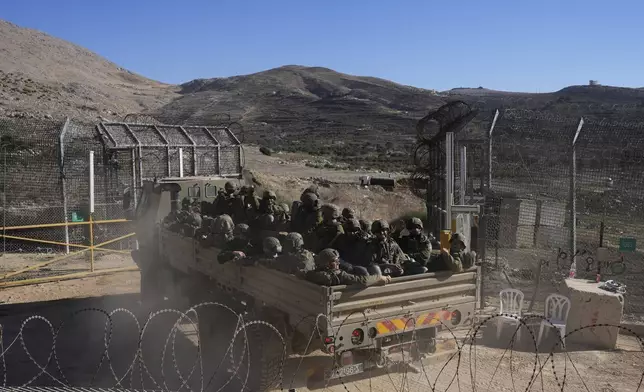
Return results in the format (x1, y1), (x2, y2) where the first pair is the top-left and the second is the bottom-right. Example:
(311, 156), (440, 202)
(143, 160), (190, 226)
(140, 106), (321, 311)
(482, 110), (581, 314)
(575, 119), (644, 321)
(0, 117), (67, 254)
(481, 110), (644, 322)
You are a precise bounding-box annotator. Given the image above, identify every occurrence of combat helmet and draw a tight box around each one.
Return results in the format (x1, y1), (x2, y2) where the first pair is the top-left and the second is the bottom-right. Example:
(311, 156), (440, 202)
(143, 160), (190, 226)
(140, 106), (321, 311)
(314, 248), (340, 268)
(282, 232), (304, 253)
(321, 204), (340, 220)
(263, 237), (282, 255)
(371, 219), (390, 233)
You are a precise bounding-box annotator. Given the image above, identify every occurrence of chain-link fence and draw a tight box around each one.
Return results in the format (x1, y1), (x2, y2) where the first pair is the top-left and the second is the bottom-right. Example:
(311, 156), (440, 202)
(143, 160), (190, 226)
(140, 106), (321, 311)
(0, 115), (245, 286)
(480, 109), (644, 322)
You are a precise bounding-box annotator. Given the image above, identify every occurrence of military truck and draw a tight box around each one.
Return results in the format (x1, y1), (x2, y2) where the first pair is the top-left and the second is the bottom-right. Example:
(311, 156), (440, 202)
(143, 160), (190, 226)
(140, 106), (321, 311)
(129, 174), (480, 390)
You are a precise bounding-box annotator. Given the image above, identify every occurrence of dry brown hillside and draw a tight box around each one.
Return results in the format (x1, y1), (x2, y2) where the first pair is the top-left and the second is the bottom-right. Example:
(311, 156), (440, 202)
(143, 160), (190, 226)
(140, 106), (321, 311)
(0, 19), (178, 120)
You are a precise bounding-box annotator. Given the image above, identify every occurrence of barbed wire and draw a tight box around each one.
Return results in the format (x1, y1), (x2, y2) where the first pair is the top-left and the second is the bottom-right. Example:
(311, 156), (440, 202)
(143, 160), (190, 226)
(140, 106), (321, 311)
(1, 303), (642, 392)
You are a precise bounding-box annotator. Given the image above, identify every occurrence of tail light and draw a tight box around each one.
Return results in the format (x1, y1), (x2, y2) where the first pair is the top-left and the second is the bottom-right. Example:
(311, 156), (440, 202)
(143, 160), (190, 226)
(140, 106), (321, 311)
(351, 328), (364, 345)
(324, 336), (335, 345)
(328, 345), (335, 354)
(451, 310), (462, 326)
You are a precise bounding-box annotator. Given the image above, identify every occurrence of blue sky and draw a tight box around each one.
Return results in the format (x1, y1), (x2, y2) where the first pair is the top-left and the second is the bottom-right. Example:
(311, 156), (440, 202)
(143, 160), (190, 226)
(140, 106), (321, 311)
(2, 0), (643, 92)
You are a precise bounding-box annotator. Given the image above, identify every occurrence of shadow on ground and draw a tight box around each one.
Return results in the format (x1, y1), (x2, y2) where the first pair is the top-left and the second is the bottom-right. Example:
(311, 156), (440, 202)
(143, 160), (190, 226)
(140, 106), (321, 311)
(0, 294), (273, 391)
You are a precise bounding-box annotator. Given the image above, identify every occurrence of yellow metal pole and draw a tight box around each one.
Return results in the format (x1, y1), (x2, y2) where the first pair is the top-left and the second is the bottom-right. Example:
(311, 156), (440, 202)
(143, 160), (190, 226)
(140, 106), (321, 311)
(0, 231), (135, 250)
(0, 266), (139, 288)
(440, 230), (452, 251)
(89, 213), (94, 272)
(0, 248), (88, 280)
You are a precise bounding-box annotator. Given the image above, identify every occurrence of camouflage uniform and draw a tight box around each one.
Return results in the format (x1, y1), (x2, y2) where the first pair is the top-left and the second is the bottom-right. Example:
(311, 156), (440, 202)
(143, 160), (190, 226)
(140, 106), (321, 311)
(218, 223), (255, 264)
(292, 192), (323, 243)
(213, 182), (241, 217)
(359, 219), (374, 238)
(258, 190), (280, 215)
(339, 207), (356, 226)
(274, 203), (291, 232)
(300, 185), (320, 200)
(311, 204), (345, 253)
(273, 232), (315, 274)
(241, 186), (261, 221)
(396, 217), (432, 266)
(254, 237), (282, 269)
(435, 232), (468, 273)
(367, 220), (405, 277)
(335, 219), (371, 267)
(304, 249), (386, 287)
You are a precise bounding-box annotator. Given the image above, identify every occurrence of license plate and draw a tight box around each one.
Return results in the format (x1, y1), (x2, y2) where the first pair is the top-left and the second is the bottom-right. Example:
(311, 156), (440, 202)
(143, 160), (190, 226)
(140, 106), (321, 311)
(326, 363), (364, 380)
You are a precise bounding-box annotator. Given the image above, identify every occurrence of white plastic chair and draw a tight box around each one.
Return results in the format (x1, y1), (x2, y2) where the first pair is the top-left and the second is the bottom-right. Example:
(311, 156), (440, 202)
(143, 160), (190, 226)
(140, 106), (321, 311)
(497, 288), (525, 341)
(537, 294), (571, 348)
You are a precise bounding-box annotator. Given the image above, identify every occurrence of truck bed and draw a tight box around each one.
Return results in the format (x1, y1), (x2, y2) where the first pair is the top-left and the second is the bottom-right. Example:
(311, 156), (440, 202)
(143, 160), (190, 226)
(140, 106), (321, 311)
(160, 229), (480, 346)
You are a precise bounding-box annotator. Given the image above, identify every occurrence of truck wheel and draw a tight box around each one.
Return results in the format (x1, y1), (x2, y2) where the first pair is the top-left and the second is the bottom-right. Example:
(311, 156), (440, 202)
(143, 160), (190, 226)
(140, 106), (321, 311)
(239, 312), (288, 391)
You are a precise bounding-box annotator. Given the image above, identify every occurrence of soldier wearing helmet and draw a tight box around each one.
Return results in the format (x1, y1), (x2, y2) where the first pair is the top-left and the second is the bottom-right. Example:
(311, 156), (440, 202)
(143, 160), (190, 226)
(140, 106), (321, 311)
(255, 237), (282, 269)
(304, 248), (390, 287)
(273, 232), (315, 274)
(437, 232), (471, 273)
(240, 185), (261, 221)
(335, 218), (372, 271)
(218, 223), (255, 264)
(339, 207), (356, 225)
(311, 204), (345, 253)
(396, 217), (432, 267)
(274, 202), (291, 231)
(367, 219), (406, 277)
(300, 185), (320, 201)
(259, 190), (279, 215)
(359, 219), (373, 238)
(291, 191), (322, 236)
(214, 181), (245, 221)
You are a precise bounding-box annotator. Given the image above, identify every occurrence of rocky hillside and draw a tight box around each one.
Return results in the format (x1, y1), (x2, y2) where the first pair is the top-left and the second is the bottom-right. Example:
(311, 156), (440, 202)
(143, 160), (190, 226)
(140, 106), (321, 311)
(2, 18), (644, 167)
(0, 19), (178, 120)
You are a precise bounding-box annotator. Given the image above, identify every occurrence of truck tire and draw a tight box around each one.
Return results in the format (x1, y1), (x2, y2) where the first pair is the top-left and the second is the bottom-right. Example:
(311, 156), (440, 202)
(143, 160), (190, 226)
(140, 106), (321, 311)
(240, 311), (288, 391)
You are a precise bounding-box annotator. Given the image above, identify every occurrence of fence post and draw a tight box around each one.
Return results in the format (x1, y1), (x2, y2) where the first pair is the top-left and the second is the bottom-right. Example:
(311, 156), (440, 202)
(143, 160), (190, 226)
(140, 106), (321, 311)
(58, 118), (71, 254)
(445, 132), (454, 231)
(89, 150), (95, 272)
(2, 145), (6, 256)
(487, 109), (500, 193)
(569, 118), (584, 278)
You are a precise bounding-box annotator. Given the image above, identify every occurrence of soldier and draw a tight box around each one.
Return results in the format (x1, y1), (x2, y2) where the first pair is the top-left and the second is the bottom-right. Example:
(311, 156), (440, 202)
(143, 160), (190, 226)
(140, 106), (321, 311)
(273, 232), (315, 274)
(391, 219), (408, 240)
(437, 232), (475, 273)
(312, 204), (345, 253)
(275, 202), (291, 231)
(335, 219), (373, 273)
(241, 185), (261, 219)
(292, 192), (322, 238)
(304, 248), (391, 287)
(259, 190), (280, 215)
(367, 220), (406, 277)
(397, 217), (432, 266)
(218, 223), (255, 264)
(301, 185), (320, 200)
(256, 237), (282, 269)
(339, 207), (356, 225)
(213, 182), (237, 216)
(359, 219), (373, 238)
